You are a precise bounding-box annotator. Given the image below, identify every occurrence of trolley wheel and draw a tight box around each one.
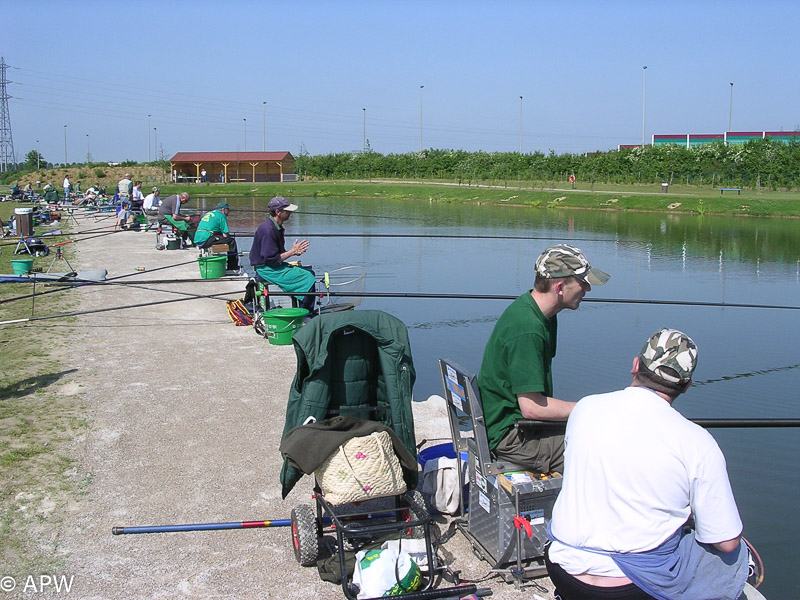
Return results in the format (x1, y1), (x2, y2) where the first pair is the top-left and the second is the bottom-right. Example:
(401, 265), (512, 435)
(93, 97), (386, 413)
(253, 313), (267, 337)
(403, 489), (428, 539)
(291, 503), (319, 566)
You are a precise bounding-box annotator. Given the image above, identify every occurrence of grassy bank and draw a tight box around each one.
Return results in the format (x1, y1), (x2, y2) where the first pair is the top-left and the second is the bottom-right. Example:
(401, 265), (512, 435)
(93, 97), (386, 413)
(0, 202), (87, 575)
(152, 179), (800, 218)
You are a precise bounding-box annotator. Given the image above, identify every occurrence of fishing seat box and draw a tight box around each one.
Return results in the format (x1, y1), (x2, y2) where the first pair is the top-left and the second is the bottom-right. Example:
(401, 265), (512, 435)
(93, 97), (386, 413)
(210, 244), (229, 255)
(438, 358), (562, 571)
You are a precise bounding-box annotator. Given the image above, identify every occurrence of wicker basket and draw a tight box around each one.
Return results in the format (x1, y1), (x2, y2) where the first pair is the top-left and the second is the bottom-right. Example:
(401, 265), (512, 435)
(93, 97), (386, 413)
(315, 431), (407, 505)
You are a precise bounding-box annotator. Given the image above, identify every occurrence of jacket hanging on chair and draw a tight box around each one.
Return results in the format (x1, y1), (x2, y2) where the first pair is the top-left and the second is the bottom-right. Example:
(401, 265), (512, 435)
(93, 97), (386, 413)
(279, 310), (418, 499)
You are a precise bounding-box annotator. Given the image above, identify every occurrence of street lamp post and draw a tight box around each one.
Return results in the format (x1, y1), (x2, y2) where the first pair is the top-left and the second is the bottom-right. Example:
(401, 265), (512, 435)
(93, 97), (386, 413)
(728, 82), (734, 132)
(36, 140), (40, 170)
(63, 125), (67, 165)
(262, 102), (266, 151)
(419, 85), (424, 152)
(153, 127), (157, 160)
(519, 96), (523, 153)
(243, 118), (247, 152)
(362, 107), (366, 153)
(148, 114), (151, 161)
(642, 66), (647, 146)
(86, 134), (90, 164)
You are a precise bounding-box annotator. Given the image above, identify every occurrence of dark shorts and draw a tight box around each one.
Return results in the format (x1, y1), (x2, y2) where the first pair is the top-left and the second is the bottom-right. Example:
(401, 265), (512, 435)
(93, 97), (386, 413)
(545, 546), (655, 600)
(493, 426), (565, 474)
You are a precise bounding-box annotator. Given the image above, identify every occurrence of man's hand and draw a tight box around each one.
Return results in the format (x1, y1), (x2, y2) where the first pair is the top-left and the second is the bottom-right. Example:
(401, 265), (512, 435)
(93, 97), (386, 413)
(291, 239), (309, 256)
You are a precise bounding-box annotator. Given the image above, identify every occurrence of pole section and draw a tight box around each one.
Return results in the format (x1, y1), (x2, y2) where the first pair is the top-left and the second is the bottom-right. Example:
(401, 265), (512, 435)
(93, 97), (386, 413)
(641, 66), (647, 146)
(262, 101), (266, 151)
(519, 95), (523, 153)
(728, 82), (734, 132)
(419, 85), (424, 152)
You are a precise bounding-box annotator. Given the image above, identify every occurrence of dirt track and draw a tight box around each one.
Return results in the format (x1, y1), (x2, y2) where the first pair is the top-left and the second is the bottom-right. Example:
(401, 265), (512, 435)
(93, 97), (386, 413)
(38, 210), (556, 600)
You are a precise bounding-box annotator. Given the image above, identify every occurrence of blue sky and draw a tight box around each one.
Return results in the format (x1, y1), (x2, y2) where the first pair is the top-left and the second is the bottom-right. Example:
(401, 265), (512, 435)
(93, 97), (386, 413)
(3, 0), (798, 164)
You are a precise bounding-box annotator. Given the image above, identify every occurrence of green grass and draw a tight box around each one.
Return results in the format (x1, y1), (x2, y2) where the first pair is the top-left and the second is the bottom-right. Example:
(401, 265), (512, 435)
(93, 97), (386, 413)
(0, 201), (86, 577)
(151, 178), (800, 218)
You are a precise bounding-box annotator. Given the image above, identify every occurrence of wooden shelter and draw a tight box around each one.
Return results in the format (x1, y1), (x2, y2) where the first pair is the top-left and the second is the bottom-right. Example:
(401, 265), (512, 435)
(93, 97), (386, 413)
(169, 152), (296, 183)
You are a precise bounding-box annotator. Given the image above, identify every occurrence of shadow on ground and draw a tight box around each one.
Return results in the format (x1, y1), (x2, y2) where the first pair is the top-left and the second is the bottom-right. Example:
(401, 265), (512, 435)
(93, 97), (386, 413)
(0, 368), (79, 401)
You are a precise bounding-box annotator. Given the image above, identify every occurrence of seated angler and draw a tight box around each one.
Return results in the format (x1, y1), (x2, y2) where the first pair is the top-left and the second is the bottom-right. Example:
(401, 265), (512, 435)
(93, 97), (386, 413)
(249, 196), (316, 312)
(194, 201), (240, 273)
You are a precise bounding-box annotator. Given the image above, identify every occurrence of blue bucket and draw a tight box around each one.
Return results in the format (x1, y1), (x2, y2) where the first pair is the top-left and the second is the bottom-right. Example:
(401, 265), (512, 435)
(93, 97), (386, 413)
(417, 443), (468, 468)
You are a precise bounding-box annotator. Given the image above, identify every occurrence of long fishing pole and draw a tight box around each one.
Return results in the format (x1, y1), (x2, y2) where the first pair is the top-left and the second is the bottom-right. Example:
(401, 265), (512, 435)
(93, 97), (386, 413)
(516, 418), (800, 430)
(111, 512), (397, 535)
(0, 257), (203, 306)
(0, 289), (237, 327)
(225, 207), (417, 221)
(228, 231), (615, 242)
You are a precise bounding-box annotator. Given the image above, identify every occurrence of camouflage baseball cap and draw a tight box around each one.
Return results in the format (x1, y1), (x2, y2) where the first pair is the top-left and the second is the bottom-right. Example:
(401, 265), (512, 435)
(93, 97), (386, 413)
(639, 328), (698, 385)
(534, 244), (610, 286)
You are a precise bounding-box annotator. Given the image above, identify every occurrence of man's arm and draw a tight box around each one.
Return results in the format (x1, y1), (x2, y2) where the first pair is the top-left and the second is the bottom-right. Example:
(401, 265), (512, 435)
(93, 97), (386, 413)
(713, 536), (742, 553)
(517, 392), (574, 421)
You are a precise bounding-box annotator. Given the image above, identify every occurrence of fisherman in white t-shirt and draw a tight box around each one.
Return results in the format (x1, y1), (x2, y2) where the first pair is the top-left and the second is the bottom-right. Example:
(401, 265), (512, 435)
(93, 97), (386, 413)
(547, 328), (749, 600)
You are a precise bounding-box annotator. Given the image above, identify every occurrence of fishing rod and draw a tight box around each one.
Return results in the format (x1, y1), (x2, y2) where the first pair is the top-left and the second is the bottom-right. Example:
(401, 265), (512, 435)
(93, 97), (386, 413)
(228, 231), (615, 242)
(111, 511), (398, 535)
(515, 418), (800, 430)
(0, 258), (208, 306)
(224, 207), (417, 221)
(0, 289), (237, 327)
(225, 290), (800, 312)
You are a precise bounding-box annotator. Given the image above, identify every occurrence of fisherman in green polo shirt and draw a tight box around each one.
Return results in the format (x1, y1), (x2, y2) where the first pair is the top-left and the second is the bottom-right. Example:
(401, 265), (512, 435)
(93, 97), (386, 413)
(478, 244), (610, 474)
(195, 201), (239, 272)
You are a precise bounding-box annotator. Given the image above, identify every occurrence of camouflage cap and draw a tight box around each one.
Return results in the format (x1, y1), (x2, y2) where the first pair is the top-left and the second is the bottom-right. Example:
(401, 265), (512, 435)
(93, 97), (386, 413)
(639, 328), (698, 385)
(534, 244), (610, 286)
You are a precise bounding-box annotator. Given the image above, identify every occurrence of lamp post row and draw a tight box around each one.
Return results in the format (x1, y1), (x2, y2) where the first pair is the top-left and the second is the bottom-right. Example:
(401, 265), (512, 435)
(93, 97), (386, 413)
(60, 79), (740, 163)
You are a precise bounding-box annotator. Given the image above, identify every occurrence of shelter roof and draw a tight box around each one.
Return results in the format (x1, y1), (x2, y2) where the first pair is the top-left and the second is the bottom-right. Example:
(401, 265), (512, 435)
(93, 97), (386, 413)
(170, 152), (293, 162)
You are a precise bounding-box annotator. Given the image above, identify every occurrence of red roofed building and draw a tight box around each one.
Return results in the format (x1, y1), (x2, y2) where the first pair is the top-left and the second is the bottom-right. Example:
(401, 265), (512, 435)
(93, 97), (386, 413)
(169, 152), (296, 183)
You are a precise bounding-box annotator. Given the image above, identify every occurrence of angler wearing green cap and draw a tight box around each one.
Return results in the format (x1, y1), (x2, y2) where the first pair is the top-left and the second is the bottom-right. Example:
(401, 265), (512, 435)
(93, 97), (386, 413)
(195, 201), (239, 272)
(547, 329), (749, 600)
(478, 244), (610, 474)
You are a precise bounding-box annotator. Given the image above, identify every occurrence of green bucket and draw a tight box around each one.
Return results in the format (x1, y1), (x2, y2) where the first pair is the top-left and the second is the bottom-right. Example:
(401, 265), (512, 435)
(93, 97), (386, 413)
(197, 255), (227, 279)
(263, 307), (309, 345)
(11, 258), (34, 275)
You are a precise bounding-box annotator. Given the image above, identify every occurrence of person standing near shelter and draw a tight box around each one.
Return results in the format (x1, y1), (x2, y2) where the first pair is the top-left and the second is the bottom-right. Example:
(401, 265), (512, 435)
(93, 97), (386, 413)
(546, 328), (749, 600)
(478, 244), (609, 474)
(195, 201), (239, 272)
(63, 174), (71, 202)
(201, 168), (207, 183)
(249, 196), (316, 312)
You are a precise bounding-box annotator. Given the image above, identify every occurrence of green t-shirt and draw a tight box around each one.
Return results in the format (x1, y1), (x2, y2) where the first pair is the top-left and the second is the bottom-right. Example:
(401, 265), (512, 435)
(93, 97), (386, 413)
(478, 292), (557, 450)
(194, 209), (230, 246)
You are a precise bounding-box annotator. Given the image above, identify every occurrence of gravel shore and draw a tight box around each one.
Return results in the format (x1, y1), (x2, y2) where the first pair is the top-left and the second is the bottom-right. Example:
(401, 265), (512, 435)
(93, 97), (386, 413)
(43, 211), (557, 599)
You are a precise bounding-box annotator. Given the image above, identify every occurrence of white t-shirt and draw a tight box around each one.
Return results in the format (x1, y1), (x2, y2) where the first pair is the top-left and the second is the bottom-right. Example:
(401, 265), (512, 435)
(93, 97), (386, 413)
(143, 193), (161, 210)
(549, 386), (742, 577)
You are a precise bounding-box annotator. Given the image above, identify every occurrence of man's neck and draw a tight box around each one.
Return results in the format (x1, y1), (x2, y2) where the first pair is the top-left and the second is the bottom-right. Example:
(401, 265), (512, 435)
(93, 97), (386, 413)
(531, 289), (560, 319)
(630, 381), (674, 405)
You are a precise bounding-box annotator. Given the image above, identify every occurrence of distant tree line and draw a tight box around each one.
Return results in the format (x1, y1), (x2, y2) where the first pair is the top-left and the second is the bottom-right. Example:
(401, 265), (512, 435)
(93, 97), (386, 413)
(296, 138), (800, 190)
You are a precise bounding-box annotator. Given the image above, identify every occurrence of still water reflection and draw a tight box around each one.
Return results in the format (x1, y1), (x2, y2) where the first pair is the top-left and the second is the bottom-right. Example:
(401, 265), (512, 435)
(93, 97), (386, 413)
(198, 195), (800, 597)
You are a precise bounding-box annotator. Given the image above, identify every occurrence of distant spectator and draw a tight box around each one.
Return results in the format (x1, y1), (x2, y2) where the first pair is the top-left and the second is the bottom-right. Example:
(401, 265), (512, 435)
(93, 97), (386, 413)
(142, 187), (161, 230)
(201, 168), (207, 183)
(63, 175), (71, 201)
(131, 181), (145, 210)
(117, 173), (133, 203)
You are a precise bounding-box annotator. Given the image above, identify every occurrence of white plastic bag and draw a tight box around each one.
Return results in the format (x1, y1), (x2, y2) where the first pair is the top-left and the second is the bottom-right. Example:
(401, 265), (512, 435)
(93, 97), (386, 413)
(352, 546), (421, 599)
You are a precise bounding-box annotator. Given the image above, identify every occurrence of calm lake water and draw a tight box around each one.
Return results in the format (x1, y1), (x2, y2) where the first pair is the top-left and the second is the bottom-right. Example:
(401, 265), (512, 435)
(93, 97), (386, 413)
(199, 194), (800, 598)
